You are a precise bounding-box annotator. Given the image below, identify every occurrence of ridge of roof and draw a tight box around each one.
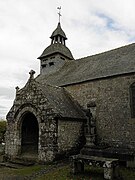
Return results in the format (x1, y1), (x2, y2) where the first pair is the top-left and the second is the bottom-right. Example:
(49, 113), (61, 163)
(76, 43), (135, 61)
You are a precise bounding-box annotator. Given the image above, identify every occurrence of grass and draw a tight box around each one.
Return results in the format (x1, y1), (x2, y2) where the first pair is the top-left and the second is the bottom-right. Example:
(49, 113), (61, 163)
(11, 165), (43, 176)
(36, 164), (135, 180)
(0, 165), (43, 176)
(119, 167), (135, 180)
(36, 165), (71, 180)
(0, 162), (135, 179)
(36, 165), (105, 180)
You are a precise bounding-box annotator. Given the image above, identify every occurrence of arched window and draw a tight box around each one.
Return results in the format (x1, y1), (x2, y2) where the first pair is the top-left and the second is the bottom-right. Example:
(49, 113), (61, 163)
(130, 83), (135, 118)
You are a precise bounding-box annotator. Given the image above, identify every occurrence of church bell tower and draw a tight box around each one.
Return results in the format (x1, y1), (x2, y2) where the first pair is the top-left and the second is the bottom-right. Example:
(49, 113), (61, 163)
(38, 8), (74, 75)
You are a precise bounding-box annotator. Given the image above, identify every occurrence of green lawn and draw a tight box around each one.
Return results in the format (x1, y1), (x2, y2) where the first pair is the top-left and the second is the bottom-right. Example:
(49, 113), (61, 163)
(36, 165), (135, 180)
(36, 165), (104, 180)
(0, 163), (135, 179)
(0, 165), (43, 176)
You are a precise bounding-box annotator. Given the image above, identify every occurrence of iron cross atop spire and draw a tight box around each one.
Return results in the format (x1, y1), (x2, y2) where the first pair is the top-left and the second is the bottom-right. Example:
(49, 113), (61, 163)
(57, 6), (62, 23)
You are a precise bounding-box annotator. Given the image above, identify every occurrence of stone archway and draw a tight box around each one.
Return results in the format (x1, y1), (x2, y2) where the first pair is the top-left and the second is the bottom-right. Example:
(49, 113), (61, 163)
(21, 112), (39, 155)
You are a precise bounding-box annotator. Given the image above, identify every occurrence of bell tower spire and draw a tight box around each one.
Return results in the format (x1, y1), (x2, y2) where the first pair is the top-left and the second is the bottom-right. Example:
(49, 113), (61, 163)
(38, 8), (74, 75)
(50, 22), (67, 45)
(50, 7), (67, 46)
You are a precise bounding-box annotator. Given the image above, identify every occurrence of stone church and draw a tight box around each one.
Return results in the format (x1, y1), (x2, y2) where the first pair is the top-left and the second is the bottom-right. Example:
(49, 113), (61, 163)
(5, 21), (135, 165)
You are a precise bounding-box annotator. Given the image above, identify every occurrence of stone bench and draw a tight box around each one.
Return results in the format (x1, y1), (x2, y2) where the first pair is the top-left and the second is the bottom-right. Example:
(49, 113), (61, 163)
(70, 154), (119, 180)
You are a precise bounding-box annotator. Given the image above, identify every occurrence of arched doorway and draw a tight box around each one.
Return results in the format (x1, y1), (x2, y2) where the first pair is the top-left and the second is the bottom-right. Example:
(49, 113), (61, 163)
(21, 112), (39, 155)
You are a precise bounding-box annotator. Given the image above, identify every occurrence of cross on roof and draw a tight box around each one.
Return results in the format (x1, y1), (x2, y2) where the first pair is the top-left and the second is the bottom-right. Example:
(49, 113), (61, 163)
(29, 70), (35, 79)
(57, 6), (62, 23)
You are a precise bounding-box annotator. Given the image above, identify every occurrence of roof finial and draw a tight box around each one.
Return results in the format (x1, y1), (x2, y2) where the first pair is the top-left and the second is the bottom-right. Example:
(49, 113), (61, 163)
(57, 6), (62, 23)
(29, 70), (35, 79)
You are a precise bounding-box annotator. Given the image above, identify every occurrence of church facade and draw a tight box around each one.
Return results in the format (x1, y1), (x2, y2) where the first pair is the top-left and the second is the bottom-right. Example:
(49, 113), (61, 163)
(5, 22), (135, 165)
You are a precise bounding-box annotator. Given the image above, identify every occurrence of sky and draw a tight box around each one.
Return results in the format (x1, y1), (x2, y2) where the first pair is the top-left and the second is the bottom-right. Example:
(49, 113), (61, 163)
(0, 0), (135, 119)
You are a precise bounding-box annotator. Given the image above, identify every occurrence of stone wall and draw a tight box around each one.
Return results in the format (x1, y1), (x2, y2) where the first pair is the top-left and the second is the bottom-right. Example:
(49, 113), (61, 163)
(5, 121), (20, 158)
(65, 73), (135, 149)
(38, 119), (58, 162)
(57, 119), (84, 157)
(5, 77), (85, 163)
(5, 78), (58, 162)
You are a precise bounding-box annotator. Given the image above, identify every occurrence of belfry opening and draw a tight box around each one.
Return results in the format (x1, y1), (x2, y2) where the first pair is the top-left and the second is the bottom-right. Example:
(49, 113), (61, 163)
(21, 112), (39, 155)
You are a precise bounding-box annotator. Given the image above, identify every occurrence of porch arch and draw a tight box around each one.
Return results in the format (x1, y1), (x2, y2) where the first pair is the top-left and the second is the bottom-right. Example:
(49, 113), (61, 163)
(21, 112), (39, 155)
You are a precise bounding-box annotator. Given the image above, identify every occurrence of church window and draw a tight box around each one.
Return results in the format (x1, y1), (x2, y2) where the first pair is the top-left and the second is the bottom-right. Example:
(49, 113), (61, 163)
(49, 62), (54, 66)
(130, 82), (135, 118)
(42, 64), (47, 68)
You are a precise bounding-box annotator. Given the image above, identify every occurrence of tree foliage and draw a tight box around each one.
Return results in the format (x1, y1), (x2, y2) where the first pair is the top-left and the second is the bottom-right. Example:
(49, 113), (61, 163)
(0, 120), (6, 142)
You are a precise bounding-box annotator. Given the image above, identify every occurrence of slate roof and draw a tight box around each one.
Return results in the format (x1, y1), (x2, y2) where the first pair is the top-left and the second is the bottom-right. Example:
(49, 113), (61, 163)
(36, 43), (135, 86)
(50, 22), (67, 39)
(38, 43), (74, 60)
(36, 81), (86, 119)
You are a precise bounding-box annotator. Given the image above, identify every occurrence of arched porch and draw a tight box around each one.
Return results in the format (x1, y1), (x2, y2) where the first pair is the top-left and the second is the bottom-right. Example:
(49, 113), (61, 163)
(21, 112), (39, 156)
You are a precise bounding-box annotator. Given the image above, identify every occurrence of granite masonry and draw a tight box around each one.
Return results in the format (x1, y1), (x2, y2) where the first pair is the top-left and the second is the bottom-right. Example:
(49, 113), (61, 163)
(5, 22), (135, 166)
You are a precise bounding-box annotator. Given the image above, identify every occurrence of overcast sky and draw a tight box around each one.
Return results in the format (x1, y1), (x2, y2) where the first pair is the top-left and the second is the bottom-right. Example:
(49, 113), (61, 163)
(0, 0), (135, 119)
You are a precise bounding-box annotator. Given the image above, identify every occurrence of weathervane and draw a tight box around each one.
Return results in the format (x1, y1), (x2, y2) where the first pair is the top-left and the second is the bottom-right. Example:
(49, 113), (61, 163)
(57, 6), (62, 23)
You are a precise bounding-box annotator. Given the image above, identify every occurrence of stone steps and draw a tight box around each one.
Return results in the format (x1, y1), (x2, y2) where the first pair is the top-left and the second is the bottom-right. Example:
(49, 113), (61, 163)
(10, 154), (38, 166)
(0, 162), (24, 169)
(2, 154), (37, 168)
(9, 158), (35, 166)
(0, 156), (36, 169)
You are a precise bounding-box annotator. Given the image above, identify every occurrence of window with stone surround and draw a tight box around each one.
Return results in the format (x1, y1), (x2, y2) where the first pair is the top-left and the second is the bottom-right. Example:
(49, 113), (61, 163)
(49, 62), (54, 66)
(42, 64), (47, 68)
(130, 82), (135, 118)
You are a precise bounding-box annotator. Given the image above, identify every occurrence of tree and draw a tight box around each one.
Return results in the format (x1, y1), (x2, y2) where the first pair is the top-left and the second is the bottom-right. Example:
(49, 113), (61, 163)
(0, 120), (6, 143)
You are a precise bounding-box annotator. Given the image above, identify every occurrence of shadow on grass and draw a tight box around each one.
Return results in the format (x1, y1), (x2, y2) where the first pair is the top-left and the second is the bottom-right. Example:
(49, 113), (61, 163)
(36, 165), (104, 180)
(68, 166), (104, 180)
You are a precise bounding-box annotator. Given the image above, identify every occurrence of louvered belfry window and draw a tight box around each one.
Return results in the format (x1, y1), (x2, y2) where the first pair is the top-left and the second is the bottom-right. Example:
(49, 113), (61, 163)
(131, 83), (135, 118)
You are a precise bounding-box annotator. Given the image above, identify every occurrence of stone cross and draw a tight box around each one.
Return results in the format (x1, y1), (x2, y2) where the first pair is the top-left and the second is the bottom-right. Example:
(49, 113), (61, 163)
(29, 70), (35, 79)
(15, 86), (20, 94)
